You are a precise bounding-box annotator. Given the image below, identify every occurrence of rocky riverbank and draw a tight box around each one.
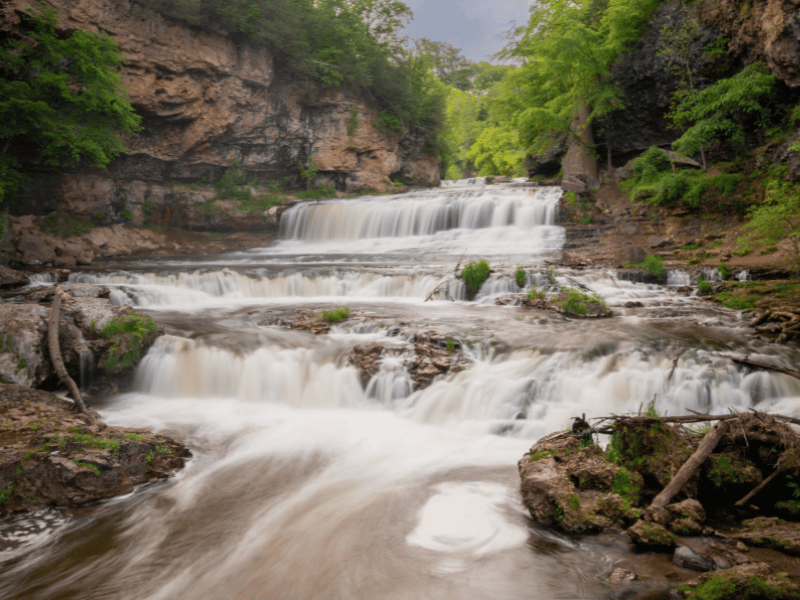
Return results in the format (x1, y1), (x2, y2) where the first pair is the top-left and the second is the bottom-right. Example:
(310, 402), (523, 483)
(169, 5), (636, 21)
(0, 384), (189, 516)
(519, 412), (800, 597)
(0, 278), (185, 517)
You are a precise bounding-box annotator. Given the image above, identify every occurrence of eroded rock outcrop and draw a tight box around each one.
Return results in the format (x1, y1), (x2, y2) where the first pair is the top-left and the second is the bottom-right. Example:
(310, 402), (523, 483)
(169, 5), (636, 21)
(0, 384), (189, 516)
(3, 0), (439, 228)
(0, 283), (162, 392)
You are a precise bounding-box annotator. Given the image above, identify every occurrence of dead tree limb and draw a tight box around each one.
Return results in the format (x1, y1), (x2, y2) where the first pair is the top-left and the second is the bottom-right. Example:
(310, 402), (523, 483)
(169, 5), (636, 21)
(721, 355), (800, 382)
(735, 460), (784, 507)
(649, 420), (730, 510)
(48, 288), (92, 418)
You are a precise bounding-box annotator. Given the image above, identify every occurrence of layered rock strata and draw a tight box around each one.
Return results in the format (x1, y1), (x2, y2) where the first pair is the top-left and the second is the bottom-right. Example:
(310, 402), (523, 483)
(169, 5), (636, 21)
(3, 0), (439, 229)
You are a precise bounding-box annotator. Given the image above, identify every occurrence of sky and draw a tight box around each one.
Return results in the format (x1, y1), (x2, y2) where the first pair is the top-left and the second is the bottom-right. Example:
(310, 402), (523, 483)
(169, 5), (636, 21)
(401, 0), (533, 62)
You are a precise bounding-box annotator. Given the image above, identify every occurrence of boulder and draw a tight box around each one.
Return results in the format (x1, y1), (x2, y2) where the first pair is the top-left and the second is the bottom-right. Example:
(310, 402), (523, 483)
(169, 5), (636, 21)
(627, 520), (676, 548)
(733, 517), (800, 555)
(674, 545), (716, 571)
(16, 233), (55, 265)
(0, 384), (190, 516)
(0, 303), (51, 388)
(518, 436), (638, 533)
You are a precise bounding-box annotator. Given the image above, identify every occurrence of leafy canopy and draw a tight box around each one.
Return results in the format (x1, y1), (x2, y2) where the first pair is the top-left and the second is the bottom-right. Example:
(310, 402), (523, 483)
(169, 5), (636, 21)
(0, 4), (141, 199)
(670, 63), (776, 159)
(500, 0), (660, 155)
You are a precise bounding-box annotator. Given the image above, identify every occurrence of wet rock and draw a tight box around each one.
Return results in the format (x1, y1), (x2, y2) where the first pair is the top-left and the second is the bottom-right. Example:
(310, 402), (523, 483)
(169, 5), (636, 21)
(674, 545), (716, 571)
(733, 516), (800, 555)
(0, 384), (190, 516)
(604, 567), (636, 591)
(518, 435), (638, 533)
(551, 289), (614, 318)
(677, 562), (800, 599)
(627, 520), (676, 548)
(667, 499), (706, 535)
(349, 343), (387, 386)
(0, 266), (28, 290)
(0, 303), (51, 388)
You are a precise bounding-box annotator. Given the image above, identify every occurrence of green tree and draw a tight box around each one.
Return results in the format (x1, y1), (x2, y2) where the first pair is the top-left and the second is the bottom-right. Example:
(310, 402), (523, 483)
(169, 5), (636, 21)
(494, 0), (659, 165)
(740, 172), (800, 262)
(0, 4), (141, 202)
(670, 63), (776, 166)
(413, 38), (474, 91)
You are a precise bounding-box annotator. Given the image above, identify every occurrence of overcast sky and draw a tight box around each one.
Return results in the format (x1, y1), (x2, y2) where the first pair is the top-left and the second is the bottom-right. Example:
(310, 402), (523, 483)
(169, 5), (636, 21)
(402, 0), (533, 62)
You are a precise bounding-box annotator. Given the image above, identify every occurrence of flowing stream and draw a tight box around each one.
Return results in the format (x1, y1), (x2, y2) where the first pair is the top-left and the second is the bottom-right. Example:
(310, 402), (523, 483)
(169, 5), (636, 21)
(2, 179), (800, 599)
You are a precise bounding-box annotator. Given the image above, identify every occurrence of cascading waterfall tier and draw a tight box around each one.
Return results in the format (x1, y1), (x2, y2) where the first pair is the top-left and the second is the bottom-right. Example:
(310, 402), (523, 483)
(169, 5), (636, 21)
(278, 184), (565, 256)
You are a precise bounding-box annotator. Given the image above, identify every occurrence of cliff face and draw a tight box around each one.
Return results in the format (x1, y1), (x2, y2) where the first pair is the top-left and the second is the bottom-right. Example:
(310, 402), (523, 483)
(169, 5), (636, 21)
(4, 0), (439, 229)
(606, 0), (800, 161)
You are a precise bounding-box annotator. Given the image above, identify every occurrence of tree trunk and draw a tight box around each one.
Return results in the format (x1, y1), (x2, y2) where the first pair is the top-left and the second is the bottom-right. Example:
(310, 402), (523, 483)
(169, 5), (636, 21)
(649, 420), (729, 509)
(48, 288), (92, 418)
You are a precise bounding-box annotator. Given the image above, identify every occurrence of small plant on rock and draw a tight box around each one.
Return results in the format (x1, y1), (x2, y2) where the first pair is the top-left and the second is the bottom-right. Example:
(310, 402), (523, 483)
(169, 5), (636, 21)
(515, 267), (526, 288)
(461, 259), (491, 294)
(322, 307), (350, 323)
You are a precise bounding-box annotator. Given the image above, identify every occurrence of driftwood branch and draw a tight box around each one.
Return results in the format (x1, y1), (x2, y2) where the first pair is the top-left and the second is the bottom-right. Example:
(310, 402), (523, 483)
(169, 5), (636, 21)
(649, 420), (730, 510)
(48, 288), (92, 418)
(735, 461), (784, 507)
(721, 354), (800, 382)
(425, 254), (466, 302)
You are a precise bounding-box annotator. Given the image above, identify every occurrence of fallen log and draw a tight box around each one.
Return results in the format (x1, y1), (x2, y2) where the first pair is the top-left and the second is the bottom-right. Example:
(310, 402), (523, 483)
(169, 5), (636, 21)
(48, 287), (92, 418)
(649, 420), (730, 510)
(735, 460), (784, 507)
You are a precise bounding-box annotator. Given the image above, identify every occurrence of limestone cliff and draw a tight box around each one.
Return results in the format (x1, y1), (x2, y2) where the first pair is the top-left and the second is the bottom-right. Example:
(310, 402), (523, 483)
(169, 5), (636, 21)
(3, 0), (439, 229)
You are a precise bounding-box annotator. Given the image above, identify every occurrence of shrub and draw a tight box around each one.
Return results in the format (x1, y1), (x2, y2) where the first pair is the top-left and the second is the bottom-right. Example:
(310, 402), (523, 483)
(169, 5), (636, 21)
(101, 313), (159, 371)
(215, 159), (252, 201)
(515, 267), (526, 288)
(461, 259), (491, 293)
(718, 264), (731, 280)
(632, 255), (666, 281)
(697, 276), (712, 293)
(322, 307), (350, 322)
(527, 287), (546, 299)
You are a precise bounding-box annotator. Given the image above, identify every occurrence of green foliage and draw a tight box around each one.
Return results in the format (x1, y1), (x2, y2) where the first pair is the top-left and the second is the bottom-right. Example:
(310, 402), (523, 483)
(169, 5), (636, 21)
(499, 0), (660, 156)
(67, 433), (120, 452)
(295, 185), (338, 200)
(678, 571), (800, 600)
(322, 307), (350, 322)
(623, 148), (743, 210)
(552, 287), (608, 316)
(697, 276), (712, 293)
(73, 460), (100, 476)
(215, 158), (252, 200)
(546, 266), (556, 284)
(632, 255), (666, 281)
(0, 482), (15, 505)
(515, 267), (526, 288)
(143, 199), (155, 217)
(611, 466), (641, 504)
(671, 63), (776, 161)
(0, 4), (141, 201)
(44, 210), (92, 238)
(717, 264), (731, 280)
(739, 168), (800, 260)
(527, 287), (546, 300)
(101, 312), (159, 371)
(460, 259), (491, 293)
(299, 156), (321, 190)
(346, 105), (361, 139)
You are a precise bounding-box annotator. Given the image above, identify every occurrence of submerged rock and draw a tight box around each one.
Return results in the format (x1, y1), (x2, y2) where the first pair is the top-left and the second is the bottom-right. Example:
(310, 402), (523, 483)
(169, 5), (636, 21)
(0, 385), (190, 516)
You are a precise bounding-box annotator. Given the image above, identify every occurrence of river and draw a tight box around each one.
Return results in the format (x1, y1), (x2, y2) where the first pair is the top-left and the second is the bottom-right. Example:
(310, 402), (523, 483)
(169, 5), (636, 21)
(1, 178), (799, 599)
